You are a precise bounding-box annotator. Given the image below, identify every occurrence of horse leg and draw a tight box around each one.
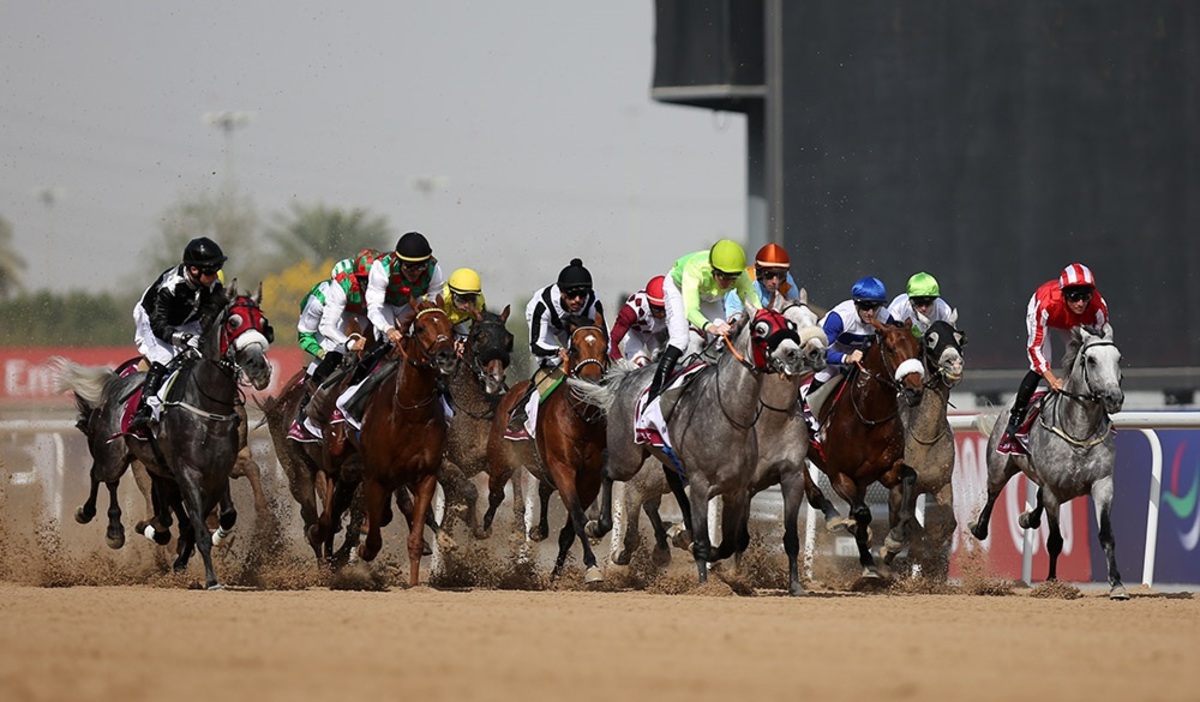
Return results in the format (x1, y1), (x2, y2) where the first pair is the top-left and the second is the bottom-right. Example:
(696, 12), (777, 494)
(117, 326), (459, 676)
(1043, 499), (1063, 583)
(103, 481), (125, 549)
(479, 464), (513, 539)
(714, 491), (748, 564)
(685, 479), (713, 583)
(882, 465), (918, 564)
(554, 479), (603, 584)
(1019, 486), (1045, 530)
(918, 482), (957, 581)
(780, 469), (808, 596)
(968, 451), (1020, 541)
(1092, 476), (1128, 599)
(138, 473), (174, 546)
(76, 472), (101, 525)
(406, 473), (439, 587)
(330, 480), (364, 567)
(357, 477), (387, 563)
(585, 473), (614, 539)
(845, 491), (878, 577)
(643, 496), (673, 566)
(211, 488), (237, 549)
(394, 487), (433, 556)
(234, 450), (271, 521)
(533, 479), (554, 542)
(803, 462), (842, 524)
(180, 474), (220, 589)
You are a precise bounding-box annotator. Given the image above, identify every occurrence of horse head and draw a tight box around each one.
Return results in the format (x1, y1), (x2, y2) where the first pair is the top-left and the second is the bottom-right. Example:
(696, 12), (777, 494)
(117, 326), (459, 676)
(564, 311), (608, 382)
(780, 302), (827, 374)
(742, 307), (806, 376)
(922, 317), (966, 386)
(1066, 323), (1124, 414)
(219, 281), (274, 391)
(406, 297), (458, 377)
(870, 317), (925, 407)
(464, 305), (514, 395)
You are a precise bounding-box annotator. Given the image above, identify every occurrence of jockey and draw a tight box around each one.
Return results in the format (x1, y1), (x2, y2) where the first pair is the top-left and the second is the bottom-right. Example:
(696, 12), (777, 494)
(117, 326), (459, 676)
(440, 267), (488, 340)
(366, 231), (447, 344)
(526, 258), (606, 370)
(608, 275), (668, 366)
(129, 237), (228, 430)
(726, 242), (801, 314)
(650, 239), (760, 401)
(807, 276), (893, 398)
(887, 271), (956, 336)
(1003, 263), (1110, 440)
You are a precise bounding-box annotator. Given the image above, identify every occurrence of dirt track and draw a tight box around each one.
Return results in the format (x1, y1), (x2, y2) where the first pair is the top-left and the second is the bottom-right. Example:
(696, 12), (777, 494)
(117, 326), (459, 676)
(1, 583), (1196, 702)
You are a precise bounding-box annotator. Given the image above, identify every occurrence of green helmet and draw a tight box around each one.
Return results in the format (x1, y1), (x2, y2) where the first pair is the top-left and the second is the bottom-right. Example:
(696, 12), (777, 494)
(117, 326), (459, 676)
(906, 272), (940, 298)
(709, 239), (747, 275)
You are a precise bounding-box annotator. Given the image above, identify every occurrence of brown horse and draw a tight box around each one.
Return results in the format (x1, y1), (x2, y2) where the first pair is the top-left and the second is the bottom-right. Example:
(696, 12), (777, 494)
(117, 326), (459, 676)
(485, 312), (608, 582)
(355, 299), (458, 585)
(808, 318), (925, 578)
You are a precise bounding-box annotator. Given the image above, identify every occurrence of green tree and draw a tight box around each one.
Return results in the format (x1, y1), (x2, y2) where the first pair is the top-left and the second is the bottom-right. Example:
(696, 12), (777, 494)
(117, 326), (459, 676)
(0, 290), (132, 346)
(0, 215), (26, 299)
(264, 203), (391, 268)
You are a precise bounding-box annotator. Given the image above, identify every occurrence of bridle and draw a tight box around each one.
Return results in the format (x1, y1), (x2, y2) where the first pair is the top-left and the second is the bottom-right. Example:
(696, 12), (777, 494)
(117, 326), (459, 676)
(565, 324), (608, 424)
(1039, 339), (1118, 448)
(447, 316), (511, 419)
(849, 328), (924, 426)
(392, 305), (455, 411)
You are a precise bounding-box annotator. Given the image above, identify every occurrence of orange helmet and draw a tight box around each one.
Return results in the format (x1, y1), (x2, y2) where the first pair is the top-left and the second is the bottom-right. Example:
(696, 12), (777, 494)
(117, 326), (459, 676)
(755, 243), (790, 269)
(645, 275), (666, 307)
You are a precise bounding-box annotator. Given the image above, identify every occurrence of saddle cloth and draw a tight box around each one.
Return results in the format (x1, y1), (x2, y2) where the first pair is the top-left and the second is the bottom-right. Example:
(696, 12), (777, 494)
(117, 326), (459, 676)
(113, 366), (183, 441)
(632, 362), (707, 450)
(996, 390), (1048, 456)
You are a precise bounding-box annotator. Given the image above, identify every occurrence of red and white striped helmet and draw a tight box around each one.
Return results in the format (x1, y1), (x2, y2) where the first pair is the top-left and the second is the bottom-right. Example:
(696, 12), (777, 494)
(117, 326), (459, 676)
(1058, 263), (1095, 289)
(645, 275), (666, 307)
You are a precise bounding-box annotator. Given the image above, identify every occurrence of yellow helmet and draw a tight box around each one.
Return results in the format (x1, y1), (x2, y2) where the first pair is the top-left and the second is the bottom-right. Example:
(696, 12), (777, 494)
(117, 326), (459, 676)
(448, 268), (482, 294)
(709, 239), (747, 275)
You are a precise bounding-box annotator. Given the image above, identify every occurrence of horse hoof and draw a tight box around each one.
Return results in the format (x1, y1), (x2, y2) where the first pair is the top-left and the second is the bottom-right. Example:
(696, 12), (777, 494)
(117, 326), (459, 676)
(75, 506), (95, 525)
(968, 521), (987, 541)
(1018, 512), (1040, 530)
(421, 540), (433, 557)
(527, 529), (547, 543)
(826, 516), (855, 534)
(106, 530), (125, 550)
(861, 567), (882, 579)
(1110, 585), (1130, 601)
(473, 527), (491, 540)
(668, 526), (692, 551)
(584, 566), (604, 584)
(584, 520), (606, 539)
(650, 546), (671, 568)
(207, 582), (224, 591)
(788, 581), (808, 597)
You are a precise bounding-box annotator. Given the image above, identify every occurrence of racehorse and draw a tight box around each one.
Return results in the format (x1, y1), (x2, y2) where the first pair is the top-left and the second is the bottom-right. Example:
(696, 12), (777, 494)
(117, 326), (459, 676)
(893, 318), (965, 577)
(56, 284), (273, 589)
(440, 307), (514, 537)
(485, 312), (609, 582)
(354, 299), (458, 586)
(969, 323), (1128, 599)
(576, 308), (808, 583)
(807, 317), (925, 579)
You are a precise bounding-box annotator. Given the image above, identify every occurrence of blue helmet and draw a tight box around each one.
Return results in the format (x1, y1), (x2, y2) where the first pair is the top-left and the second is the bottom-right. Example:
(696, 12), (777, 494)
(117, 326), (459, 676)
(851, 276), (887, 303)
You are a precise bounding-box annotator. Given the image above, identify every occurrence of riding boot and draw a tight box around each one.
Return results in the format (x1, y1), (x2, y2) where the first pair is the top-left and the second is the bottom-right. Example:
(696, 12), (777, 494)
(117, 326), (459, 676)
(129, 362), (168, 431)
(349, 343), (391, 386)
(647, 345), (683, 402)
(802, 378), (825, 433)
(1004, 370), (1042, 437)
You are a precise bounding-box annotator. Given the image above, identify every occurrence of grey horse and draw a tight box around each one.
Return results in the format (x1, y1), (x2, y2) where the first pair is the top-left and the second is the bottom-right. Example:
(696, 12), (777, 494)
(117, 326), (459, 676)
(889, 317), (966, 576)
(56, 284), (273, 589)
(969, 323), (1128, 599)
(575, 307), (808, 583)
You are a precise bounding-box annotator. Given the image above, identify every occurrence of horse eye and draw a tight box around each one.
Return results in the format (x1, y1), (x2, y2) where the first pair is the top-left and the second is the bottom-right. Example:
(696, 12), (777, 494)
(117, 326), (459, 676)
(786, 320), (796, 331)
(227, 314), (243, 328)
(753, 321), (770, 337)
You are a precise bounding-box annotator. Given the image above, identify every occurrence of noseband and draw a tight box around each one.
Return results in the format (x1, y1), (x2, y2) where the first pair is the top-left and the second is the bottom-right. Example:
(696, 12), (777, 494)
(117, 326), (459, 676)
(403, 306), (454, 368)
(1058, 340), (1118, 403)
(567, 325), (607, 377)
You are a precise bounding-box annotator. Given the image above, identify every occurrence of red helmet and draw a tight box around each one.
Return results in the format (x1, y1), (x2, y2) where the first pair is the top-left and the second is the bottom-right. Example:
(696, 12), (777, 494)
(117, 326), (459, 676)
(1059, 263), (1095, 289)
(645, 275), (666, 307)
(755, 243), (790, 269)
(354, 249), (382, 278)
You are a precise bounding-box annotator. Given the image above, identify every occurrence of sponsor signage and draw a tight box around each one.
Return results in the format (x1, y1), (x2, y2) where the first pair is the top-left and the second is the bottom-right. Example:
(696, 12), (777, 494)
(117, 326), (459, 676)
(0, 346), (308, 405)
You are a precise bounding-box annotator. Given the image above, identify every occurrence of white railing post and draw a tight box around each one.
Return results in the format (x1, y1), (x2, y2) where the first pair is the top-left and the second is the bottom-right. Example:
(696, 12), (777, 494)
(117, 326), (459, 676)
(1139, 429), (1162, 588)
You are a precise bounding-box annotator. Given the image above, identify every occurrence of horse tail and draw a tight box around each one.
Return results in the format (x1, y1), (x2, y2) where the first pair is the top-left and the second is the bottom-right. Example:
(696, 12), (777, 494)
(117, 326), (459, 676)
(975, 412), (1001, 436)
(567, 359), (638, 411)
(52, 356), (119, 410)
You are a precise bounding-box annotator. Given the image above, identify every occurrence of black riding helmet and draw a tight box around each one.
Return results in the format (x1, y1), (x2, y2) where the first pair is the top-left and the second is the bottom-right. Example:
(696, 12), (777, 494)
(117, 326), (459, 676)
(182, 237), (227, 269)
(395, 231), (432, 262)
(557, 258), (592, 292)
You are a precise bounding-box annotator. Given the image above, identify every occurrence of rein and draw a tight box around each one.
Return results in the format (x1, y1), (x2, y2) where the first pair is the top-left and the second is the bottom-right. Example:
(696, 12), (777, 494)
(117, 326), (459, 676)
(1038, 340), (1118, 449)
(565, 325), (607, 424)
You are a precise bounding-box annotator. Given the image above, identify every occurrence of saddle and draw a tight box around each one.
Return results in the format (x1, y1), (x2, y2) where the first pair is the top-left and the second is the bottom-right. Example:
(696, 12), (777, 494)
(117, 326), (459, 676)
(805, 374), (845, 421)
(997, 390), (1049, 455)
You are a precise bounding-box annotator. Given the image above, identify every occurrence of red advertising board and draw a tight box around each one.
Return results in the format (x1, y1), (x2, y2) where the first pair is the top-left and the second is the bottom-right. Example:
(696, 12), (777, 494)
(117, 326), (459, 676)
(0, 346), (310, 406)
(948, 426), (1093, 581)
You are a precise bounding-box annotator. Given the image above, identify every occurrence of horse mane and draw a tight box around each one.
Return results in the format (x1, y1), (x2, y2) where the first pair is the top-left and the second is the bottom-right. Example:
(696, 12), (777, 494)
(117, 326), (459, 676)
(1061, 323), (1112, 375)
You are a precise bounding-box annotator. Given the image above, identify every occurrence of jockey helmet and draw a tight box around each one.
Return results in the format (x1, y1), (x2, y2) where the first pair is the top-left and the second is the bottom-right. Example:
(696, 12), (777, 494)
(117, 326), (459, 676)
(755, 243), (790, 269)
(557, 258), (593, 292)
(851, 276), (887, 303)
(182, 237), (227, 269)
(709, 239), (747, 275)
(645, 275), (666, 307)
(395, 231), (432, 262)
(448, 268), (482, 294)
(906, 272), (940, 298)
(353, 249), (382, 278)
(1058, 263), (1095, 289)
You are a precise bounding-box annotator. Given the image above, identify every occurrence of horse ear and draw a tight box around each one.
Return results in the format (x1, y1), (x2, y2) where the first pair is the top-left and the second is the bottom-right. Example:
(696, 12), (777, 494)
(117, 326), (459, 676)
(1102, 323), (1114, 341)
(593, 310), (605, 332)
(435, 294), (445, 309)
(797, 287), (808, 304)
(227, 279), (239, 298)
(255, 281), (263, 306)
(500, 304), (511, 322)
(955, 330), (967, 348)
(948, 307), (959, 325)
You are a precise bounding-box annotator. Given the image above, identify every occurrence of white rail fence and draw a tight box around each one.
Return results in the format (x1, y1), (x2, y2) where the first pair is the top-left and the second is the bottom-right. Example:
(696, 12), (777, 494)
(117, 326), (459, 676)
(5, 412), (1197, 587)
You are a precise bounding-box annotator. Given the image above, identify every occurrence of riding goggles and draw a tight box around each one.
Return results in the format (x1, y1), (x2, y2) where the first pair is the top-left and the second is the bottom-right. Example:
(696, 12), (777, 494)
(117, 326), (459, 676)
(1064, 288), (1094, 303)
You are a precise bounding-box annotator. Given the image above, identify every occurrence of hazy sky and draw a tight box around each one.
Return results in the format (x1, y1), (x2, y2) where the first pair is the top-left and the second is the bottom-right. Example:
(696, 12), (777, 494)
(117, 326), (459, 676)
(0, 1), (746, 308)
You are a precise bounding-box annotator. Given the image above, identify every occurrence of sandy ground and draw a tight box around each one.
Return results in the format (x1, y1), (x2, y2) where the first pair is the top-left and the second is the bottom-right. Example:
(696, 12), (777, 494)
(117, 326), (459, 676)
(2, 410), (1197, 701)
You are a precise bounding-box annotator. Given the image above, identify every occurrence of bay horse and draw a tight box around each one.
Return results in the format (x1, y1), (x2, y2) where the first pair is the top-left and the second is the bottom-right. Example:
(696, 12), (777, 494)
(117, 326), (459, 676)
(56, 283), (273, 589)
(969, 323), (1128, 599)
(807, 317), (925, 579)
(355, 299), (458, 586)
(892, 318), (966, 578)
(440, 307), (514, 537)
(575, 308), (808, 583)
(485, 311), (609, 582)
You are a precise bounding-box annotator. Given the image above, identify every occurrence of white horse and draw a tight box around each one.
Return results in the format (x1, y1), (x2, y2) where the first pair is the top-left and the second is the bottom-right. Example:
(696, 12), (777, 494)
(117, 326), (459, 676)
(969, 324), (1128, 599)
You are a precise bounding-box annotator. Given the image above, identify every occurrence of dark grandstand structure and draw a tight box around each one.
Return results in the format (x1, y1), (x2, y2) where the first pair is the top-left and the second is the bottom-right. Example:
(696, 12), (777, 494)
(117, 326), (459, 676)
(652, 0), (1200, 401)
